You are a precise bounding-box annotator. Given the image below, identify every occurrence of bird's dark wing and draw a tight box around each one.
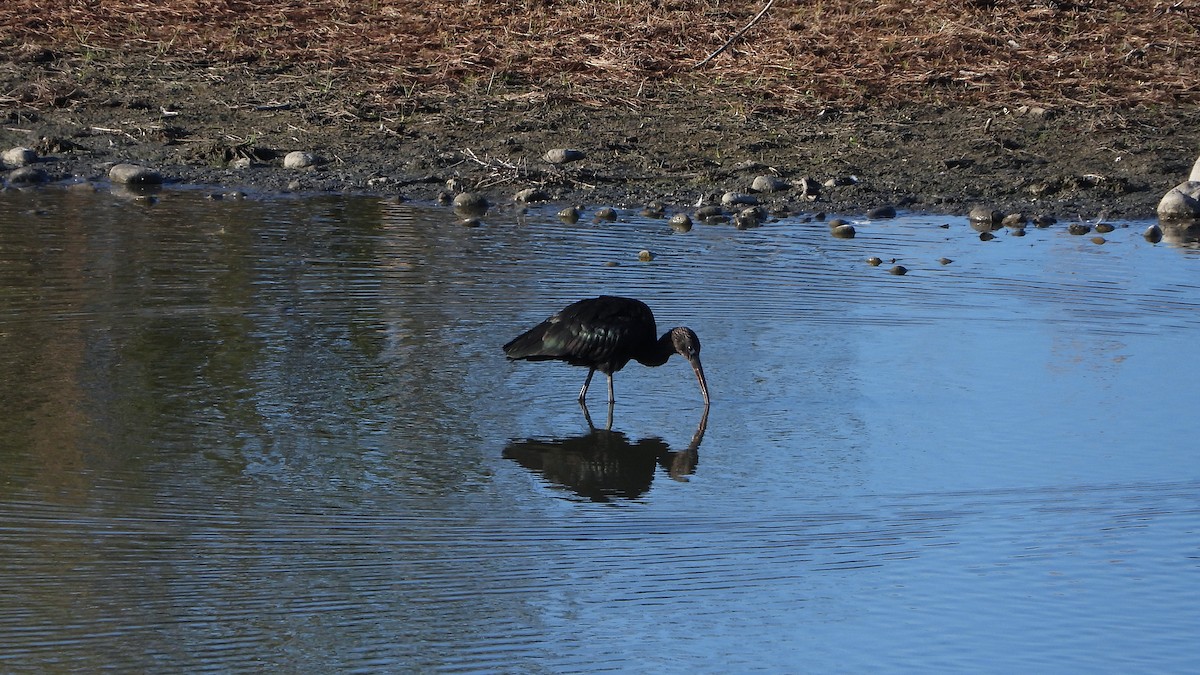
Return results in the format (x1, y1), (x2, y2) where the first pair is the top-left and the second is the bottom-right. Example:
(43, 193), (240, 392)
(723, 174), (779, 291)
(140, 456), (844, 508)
(503, 296), (657, 371)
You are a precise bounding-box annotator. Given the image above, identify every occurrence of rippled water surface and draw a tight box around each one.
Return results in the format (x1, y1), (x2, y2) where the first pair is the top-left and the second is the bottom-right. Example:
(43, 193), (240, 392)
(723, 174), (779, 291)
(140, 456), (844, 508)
(2, 188), (1198, 673)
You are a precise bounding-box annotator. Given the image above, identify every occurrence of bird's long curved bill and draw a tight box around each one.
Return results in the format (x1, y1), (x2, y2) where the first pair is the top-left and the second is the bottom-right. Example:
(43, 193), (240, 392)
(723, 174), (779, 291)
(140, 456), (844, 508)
(689, 357), (711, 406)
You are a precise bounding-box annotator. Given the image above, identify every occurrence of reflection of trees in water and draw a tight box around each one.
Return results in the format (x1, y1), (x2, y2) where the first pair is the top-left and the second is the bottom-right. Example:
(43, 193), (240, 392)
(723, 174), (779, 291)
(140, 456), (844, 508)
(503, 405), (707, 502)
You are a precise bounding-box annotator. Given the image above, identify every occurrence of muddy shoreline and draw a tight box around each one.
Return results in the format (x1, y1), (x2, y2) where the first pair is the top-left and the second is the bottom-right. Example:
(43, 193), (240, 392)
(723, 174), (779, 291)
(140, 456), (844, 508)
(4, 60), (1199, 219)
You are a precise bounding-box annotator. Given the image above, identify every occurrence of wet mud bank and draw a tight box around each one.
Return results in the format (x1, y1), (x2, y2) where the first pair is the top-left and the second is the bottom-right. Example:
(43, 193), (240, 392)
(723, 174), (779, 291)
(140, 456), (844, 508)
(3, 61), (1199, 219)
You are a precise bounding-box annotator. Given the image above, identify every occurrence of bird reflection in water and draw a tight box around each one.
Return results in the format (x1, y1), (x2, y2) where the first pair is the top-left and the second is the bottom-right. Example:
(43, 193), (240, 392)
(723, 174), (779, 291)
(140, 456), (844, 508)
(503, 404), (708, 502)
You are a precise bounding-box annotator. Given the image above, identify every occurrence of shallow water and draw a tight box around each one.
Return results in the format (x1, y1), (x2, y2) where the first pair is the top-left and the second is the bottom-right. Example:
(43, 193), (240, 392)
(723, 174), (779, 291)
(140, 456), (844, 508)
(1, 187), (1198, 673)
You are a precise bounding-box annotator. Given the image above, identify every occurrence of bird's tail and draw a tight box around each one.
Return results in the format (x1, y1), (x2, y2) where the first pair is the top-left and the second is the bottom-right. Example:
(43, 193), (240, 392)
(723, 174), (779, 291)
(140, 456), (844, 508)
(503, 323), (555, 360)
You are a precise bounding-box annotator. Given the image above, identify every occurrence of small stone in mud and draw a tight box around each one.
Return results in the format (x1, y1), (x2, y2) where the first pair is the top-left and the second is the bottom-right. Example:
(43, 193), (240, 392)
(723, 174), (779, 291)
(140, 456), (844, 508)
(938, 257), (953, 265)
(721, 191), (758, 207)
(1001, 213), (1027, 228)
(283, 151), (320, 170)
(868, 205), (897, 219)
(1144, 224), (1163, 243)
(831, 224), (856, 238)
(751, 175), (790, 193)
(867, 257), (883, 266)
(979, 231), (995, 241)
(1095, 223), (1115, 233)
(1091, 236), (1106, 245)
(452, 192), (489, 215)
(668, 213), (693, 232)
(558, 206), (580, 224)
(594, 206), (618, 222)
(888, 265), (908, 275)
(514, 187), (549, 203)
(2, 147), (37, 168)
(1067, 223), (1091, 235)
(637, 250), (655, 261)
(542, 148), (585, 165)
(641, 201), (666, 218)
(797, 177), (822, 199)
(7, 166), (48, 184)
(108, 163), (162, 185)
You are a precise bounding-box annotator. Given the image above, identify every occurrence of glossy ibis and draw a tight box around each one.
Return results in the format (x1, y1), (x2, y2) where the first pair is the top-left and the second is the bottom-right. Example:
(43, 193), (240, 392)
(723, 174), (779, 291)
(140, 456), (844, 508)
(504, 296), (710, 405)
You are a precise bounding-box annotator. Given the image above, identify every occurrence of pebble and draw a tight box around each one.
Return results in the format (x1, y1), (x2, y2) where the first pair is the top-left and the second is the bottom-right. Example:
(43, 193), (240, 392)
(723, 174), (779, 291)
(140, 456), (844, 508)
(108, 163), (162, 185)
(938, 258), (953, 265)
(637, 250), (655, 261)
(669, 213), (693, 232)
(1095, 223), (1115, 233)
(750, 175), (790, 193)
(831, 224), (856, 238)
(1032, 214), (1057, 227)
(2, 147), (37, 168)
(283, 151), (320, 169)
(867, 257), (883, 266)
(1091, 236), (1106, 245)
(694, 205), (724, 220)
(514, 187), (550, 203)
(868, 205), (896, 219)
(542, 148), (585, 165)
(979, 231), (995, 241)
(1144, 224), (1163, 243)
(1067, 223), (1092, 235)
(888, 265), (908, 275)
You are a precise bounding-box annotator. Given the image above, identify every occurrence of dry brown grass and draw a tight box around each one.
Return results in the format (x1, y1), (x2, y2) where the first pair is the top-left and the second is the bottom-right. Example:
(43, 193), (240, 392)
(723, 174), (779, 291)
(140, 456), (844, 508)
(2, 0), (1198, 110)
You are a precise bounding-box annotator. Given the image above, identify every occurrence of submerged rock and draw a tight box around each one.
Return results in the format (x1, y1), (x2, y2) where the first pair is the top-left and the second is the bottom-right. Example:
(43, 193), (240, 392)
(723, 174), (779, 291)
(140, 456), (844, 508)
(594, 206), (618, 222)
(868, 205), (897, 219)
(452, 192), (489, 216)
(1067, 223), (1092, 235)
(888, 265), (908, 275)
(558, 206), (580, 224)
(831, 223), (856, 238)
(669, 213), (693, 232)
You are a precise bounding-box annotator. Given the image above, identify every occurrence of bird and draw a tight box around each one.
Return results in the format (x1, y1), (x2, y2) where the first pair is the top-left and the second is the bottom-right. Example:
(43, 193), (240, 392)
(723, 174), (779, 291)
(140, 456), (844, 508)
(503, 296), (710, 405)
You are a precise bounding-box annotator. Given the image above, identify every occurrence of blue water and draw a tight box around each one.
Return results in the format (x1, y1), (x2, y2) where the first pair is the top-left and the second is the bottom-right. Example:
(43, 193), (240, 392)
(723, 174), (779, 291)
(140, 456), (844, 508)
(1, 187), (1197, 672)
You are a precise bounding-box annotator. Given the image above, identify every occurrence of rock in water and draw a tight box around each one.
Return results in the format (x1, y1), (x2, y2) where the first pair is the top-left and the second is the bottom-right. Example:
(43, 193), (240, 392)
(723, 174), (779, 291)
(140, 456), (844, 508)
(108, 163), (162, 185)
(1157, 181), (1200, 220)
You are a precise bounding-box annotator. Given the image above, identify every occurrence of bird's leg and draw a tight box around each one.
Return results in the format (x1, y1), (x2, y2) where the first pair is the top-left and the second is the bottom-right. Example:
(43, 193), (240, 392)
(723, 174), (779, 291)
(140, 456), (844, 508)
(578, 368), (596, 402)
(606, 373), (615, 404)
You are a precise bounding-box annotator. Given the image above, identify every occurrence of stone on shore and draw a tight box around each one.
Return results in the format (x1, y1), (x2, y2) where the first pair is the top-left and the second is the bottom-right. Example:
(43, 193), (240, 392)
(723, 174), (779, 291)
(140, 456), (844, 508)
(750, 175), (790, 193)
(721, 191), (757, 207)
(3, 147), (37, 168)
(1157, 181), (1200, 221)
(108, 163), (162, 185)
(542, 148), (585, 165)
(283, 151), (321, 169)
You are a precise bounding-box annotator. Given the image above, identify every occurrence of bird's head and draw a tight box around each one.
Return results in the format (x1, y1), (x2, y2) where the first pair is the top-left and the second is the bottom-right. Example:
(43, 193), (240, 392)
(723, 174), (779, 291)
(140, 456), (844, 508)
(670, 327), (710, 406)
